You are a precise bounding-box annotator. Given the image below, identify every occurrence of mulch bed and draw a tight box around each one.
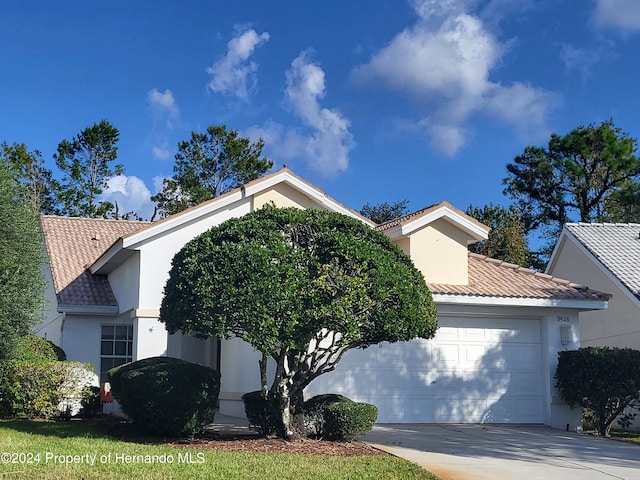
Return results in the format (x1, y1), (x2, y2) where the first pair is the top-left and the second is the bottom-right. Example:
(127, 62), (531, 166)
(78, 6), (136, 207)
(89, 417), (388, 457)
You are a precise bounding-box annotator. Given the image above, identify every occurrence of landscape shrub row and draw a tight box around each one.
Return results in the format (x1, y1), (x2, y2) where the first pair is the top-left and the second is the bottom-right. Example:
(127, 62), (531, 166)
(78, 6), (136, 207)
(243, 391), (378, 440)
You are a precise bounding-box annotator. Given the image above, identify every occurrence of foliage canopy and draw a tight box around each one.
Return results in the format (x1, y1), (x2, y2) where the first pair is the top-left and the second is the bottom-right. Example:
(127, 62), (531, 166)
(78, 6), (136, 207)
(1, 142), (58, 214)
(504, 120), (640, 264)
(556, 347), (640, 437)
(0, 164), (45, 360)
(53, 119), (123, 218)
(160, 205), (437, 438)
(360, 200), (409, 224)
(151, 125), (273, 219)
(466, 203), (531, 267)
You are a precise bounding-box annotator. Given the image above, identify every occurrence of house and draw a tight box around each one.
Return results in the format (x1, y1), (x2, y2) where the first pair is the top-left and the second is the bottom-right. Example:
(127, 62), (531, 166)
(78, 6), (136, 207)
(36, 168), (609, 429)
(546, 223), (640, 349)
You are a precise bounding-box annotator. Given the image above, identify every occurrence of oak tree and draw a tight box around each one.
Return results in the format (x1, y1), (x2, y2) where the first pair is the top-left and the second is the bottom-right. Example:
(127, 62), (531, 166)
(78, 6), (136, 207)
(0, 142), (58, 214)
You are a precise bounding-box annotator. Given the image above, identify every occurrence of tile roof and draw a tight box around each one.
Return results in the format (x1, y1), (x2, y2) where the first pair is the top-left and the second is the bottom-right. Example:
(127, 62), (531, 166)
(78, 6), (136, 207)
(41, 216), (149, 307)
(428, 253), (610, 301)
(565, 223), (640, 300)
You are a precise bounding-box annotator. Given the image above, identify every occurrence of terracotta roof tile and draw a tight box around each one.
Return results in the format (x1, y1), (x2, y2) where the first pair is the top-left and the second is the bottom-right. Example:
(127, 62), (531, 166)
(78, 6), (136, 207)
(428, 253), (610, 301)
(41, 216), (149, 307)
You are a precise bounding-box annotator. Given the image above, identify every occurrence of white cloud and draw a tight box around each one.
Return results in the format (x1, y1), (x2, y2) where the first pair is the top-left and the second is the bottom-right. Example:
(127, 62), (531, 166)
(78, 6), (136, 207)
(244, 53), (354, 176)
(206, 28), (270, 99)
(419, 120), (467, 157)
(100, 175), (155, 220)
(147, 88), (180, 161)
(352, 0), (557, 156)
(593, 0), (640, 31)
(284, 52), (354, 174)
(560, 44), (602, 83)
(151, 146), (171, 160)
(147, 88), (179, 116)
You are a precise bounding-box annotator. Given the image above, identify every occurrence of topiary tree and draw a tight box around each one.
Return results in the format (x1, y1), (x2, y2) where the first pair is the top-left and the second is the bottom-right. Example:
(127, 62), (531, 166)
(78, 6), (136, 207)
(109, 357), (220, 437)
(556, 347), (640, 437)
(160, 205), (438, 439)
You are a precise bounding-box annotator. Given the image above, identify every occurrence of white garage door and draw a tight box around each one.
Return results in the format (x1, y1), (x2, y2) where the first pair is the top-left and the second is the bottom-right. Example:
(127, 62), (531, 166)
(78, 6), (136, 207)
(306, 316), (544, 423)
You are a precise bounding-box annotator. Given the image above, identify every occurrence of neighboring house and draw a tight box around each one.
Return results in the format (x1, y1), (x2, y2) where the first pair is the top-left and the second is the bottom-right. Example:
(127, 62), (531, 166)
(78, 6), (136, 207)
(547, 223), (640, 349)
(36, 168), (609, 429)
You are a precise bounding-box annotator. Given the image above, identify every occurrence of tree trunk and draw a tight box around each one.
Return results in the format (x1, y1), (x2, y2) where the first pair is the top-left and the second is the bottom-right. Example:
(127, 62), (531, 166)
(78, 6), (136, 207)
(259, 352), (268, 398)
(276, 379), (295, 439)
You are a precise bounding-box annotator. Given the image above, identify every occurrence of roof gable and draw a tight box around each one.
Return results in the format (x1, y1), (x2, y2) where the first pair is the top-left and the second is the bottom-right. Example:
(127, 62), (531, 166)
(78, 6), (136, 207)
(108, 168), (373, 252)
(376, 201), (490, 243)
(551, 223), (640, 301)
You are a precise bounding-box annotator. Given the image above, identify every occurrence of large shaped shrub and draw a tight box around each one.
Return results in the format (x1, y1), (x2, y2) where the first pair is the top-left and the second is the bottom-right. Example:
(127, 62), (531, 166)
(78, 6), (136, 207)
(556, 347), (640, 436)
(109, 357), (220, 437)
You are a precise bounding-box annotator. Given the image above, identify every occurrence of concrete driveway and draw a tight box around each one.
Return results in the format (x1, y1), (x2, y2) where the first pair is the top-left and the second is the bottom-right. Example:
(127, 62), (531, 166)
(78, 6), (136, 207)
(362, 424), (640, 480)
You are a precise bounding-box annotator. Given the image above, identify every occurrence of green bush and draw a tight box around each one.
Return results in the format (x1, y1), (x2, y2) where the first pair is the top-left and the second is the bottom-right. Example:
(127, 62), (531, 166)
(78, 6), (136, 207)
(13, 335), (66, 361)
(242, 390), (280, 437)
(78, 386), (102, 418)
(556, 347), (640, 437)
(324, 401), (378, 441)
(109, 357), (220, 437)
(0, 360), (94, 419)
(304, 394), (352, 438)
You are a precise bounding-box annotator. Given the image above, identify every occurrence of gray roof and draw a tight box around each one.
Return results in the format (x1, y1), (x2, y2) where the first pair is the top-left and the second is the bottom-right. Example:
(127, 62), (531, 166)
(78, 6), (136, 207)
(565, 223), (640, 300)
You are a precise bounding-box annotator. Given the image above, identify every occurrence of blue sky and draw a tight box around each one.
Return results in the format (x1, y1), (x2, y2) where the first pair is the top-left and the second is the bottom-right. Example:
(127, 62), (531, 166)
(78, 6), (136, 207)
(2, 0), (640, 220)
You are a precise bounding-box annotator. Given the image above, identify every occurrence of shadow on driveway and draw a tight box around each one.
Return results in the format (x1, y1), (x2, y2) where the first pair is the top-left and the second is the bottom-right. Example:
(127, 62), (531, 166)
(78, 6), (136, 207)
(363, 424), (640, 480)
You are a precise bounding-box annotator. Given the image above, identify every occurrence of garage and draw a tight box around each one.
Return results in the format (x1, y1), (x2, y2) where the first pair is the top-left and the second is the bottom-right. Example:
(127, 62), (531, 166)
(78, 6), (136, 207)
(306, 316), (544, 424)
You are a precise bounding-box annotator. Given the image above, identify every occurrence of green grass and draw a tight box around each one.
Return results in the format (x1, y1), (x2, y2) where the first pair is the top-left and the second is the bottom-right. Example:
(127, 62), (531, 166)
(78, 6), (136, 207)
(0, 420), (439, 479)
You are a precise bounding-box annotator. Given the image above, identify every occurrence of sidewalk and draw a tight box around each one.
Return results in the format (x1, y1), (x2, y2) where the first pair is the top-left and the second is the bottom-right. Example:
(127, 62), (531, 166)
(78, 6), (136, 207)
(207, 413), (259, 437)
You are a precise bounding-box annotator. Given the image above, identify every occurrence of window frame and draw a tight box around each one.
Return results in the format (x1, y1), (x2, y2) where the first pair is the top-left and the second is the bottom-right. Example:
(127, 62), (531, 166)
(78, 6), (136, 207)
(100, 324), (134, 384)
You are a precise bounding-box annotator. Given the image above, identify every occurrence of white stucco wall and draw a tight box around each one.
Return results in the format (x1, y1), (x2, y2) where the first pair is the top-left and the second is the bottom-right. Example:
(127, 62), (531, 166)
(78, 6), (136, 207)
(218, 337), (275, 418)
(549, 239), (638, 349)
(61, 314), (133, 386)
(132, 316), (167, 360)
(34, 261), (63, 345)
(136, 197), (252, 309)
(405, 219), (470, 285)
(108, 254), (141, 314)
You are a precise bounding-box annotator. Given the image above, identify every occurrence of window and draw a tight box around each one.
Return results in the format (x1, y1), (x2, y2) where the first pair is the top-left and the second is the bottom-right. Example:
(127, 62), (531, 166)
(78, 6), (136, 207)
(100, 325), (133, 384)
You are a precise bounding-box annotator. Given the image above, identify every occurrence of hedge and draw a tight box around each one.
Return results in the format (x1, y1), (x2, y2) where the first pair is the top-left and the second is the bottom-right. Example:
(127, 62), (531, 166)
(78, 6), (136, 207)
(0, 360), (95, 419)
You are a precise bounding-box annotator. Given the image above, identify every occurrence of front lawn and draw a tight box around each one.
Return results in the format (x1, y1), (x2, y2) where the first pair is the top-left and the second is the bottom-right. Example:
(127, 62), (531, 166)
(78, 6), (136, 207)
(0, 420), (439, 480)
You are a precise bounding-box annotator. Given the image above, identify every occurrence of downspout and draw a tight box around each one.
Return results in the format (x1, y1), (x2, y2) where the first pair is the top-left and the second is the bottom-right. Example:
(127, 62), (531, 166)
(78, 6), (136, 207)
(59, 311), (67, 353)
